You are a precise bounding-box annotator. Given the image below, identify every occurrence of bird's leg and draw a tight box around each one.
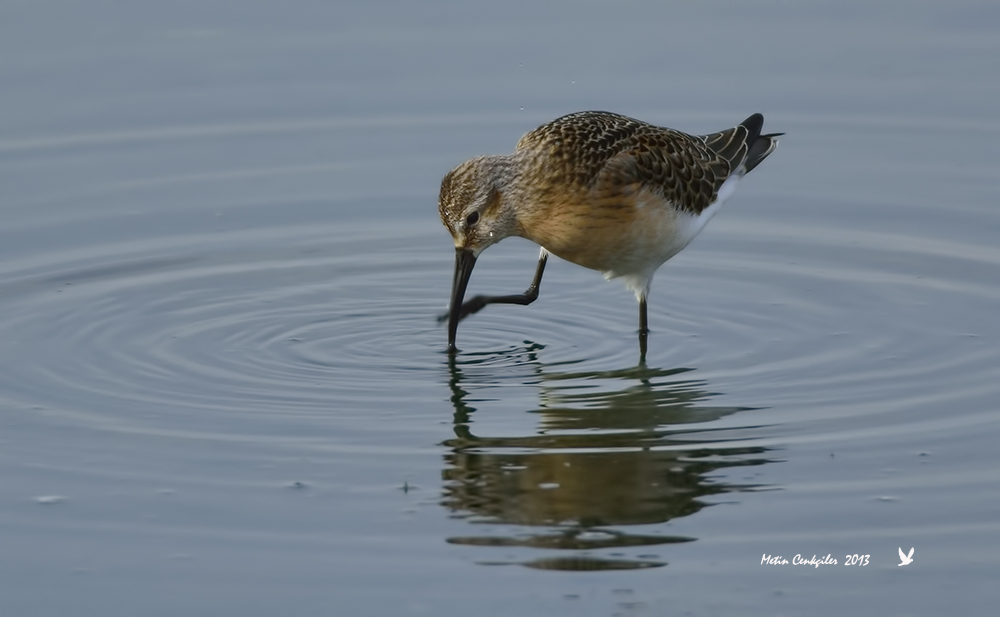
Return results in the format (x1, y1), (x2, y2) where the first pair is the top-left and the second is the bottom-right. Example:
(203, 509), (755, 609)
(638, 294), (648, 359)
(439, 249), (548, 324)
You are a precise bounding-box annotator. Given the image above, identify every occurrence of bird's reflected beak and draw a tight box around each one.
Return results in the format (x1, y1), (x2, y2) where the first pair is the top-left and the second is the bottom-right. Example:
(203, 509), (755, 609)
(447, 248), (477, 352)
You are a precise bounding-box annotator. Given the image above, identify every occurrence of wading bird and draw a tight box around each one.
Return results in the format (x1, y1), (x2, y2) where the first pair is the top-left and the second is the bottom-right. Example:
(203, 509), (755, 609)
(439, 111), (780, 355)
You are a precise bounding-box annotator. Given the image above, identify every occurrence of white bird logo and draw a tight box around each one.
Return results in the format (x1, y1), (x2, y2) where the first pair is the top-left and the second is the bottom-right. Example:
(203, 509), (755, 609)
(898, 547), (914, 566)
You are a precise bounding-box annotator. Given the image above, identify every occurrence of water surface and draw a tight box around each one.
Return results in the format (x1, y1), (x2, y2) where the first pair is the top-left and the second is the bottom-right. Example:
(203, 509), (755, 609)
(2, 1), (999, 615)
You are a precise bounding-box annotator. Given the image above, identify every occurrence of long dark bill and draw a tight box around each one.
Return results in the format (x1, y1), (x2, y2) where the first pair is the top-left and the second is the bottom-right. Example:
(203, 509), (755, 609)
(447, 248), (477, 353)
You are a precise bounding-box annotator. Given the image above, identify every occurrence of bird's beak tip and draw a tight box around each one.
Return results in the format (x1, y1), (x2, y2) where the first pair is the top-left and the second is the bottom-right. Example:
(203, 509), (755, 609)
(447, 249), (478, 352)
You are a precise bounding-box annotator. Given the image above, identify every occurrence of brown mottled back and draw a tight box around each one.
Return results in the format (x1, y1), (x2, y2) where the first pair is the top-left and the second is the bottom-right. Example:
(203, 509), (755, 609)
(515, 112), (738, 215)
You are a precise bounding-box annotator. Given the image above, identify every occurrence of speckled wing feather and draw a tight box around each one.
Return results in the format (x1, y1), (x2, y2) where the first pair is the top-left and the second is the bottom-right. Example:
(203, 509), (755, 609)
(517, 112), (737, 215)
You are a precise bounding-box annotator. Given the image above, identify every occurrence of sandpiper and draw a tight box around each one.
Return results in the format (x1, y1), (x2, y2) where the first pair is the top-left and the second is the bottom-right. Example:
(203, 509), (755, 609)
(439, 111), (781, 354)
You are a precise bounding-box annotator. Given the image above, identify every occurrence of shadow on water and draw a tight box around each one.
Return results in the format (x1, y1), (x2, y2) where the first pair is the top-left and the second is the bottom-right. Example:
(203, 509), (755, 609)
(441, 344), (776, 571)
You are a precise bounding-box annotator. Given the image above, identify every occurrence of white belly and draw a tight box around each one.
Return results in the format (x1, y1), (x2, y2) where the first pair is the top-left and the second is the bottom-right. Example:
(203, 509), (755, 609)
(609, 174), (739, 298)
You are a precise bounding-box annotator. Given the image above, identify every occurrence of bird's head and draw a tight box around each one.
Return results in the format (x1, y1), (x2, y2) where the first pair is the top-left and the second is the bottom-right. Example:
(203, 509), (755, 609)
(438, 155), (519, 257)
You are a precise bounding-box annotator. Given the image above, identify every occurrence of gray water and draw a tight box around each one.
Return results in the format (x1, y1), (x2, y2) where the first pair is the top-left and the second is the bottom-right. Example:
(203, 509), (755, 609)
(3, 1), (999, 615)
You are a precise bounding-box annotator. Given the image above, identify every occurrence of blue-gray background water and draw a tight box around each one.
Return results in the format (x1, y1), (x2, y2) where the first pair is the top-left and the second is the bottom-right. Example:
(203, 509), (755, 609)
(3, 2), (998, 615)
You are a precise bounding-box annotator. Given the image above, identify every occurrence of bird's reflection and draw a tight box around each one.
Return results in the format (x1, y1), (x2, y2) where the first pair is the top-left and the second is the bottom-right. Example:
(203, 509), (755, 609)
(442, 344), (774, 571)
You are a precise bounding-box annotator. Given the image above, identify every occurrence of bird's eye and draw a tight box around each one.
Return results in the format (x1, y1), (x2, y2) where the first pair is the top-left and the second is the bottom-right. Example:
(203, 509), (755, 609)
(465, 212), (480, 227)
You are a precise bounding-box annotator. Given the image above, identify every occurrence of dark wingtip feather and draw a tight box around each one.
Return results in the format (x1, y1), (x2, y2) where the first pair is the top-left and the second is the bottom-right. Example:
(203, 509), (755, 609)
(697, 114), (781, 175)
(740, 113), (764, 144)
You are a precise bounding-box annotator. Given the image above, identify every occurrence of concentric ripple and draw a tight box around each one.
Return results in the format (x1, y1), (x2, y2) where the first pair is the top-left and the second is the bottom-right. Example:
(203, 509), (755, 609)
(1, 181), (997, 452)
(0, 222), (454, 438)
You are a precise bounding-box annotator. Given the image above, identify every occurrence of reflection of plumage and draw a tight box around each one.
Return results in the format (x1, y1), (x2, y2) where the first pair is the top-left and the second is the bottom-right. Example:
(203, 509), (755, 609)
(441, 355), (772, 535)
(898, 547), (914, 565)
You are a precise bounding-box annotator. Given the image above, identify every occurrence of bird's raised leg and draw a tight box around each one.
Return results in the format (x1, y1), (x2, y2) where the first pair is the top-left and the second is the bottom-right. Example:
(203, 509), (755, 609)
(442, 249), (549, 351)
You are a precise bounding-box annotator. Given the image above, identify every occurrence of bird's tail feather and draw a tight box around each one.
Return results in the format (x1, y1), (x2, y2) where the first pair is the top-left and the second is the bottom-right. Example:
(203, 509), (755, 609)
(744, 131), (782, 173)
